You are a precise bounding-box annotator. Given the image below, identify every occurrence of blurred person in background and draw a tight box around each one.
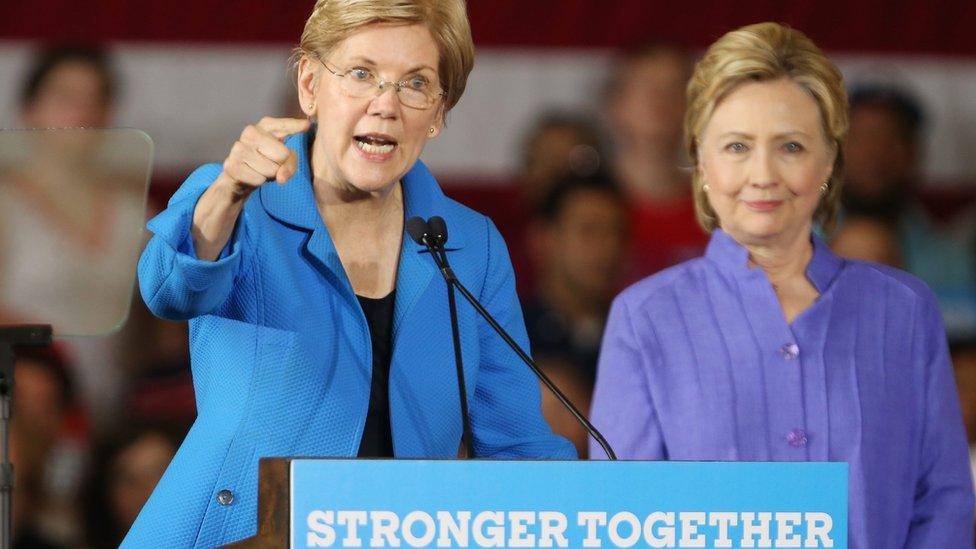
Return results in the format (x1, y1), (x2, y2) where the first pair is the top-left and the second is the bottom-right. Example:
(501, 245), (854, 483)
(535, 356), (593, 459)
(0, 43), (144, 430)
(121, 318), (195, 426)
(79, 423), (184, 549)
(504, 111), (605, 296)
(842, 83), (976, 339)
(953, 341), (976, 497)
(518, 111), (604, 208)
(18, 43), (115, 129)
(591, 23), (973, 547)
(842, 84), (923, 220)
(10, 427), (64, 549)
(523, 172), (628, 385)
(604, 43), (708, 279)
(10, 348), (83, 548)
(830, 213), (903, 267)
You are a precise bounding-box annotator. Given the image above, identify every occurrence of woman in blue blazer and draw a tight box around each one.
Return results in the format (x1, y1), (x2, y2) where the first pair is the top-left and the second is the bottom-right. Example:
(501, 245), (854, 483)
(125, 1), (574, 546)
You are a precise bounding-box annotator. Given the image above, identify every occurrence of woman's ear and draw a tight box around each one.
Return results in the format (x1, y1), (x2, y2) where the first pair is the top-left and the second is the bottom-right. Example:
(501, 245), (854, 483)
(824, 140), (838, 182)
(427, 104), (446, 139)
(296, 56), (319, 117)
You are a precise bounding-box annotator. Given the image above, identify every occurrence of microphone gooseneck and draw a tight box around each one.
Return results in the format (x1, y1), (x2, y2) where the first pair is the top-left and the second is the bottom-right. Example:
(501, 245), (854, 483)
(407, 217), (475, 458)
(412, 216), (617, 460)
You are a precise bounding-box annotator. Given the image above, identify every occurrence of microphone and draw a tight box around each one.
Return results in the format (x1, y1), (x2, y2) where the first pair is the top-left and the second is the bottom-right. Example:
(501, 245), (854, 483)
(405, 216), (433, 248)
(406, 217), (475, 458)
(408, 216), (617, 460)
(427, 216), (448, 248)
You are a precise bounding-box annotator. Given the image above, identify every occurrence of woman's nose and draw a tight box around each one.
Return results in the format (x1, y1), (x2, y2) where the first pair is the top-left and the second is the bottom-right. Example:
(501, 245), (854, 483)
(367, 83), (400, 118)
(748, 149), (778, 188)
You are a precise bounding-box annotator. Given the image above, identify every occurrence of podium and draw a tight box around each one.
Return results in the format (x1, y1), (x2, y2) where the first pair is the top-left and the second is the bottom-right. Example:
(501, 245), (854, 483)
(223, 458), (847, 549)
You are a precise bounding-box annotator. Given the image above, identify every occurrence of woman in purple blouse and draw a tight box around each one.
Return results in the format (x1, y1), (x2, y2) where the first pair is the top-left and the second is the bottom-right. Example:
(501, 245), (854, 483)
(590, 22), (974, 547)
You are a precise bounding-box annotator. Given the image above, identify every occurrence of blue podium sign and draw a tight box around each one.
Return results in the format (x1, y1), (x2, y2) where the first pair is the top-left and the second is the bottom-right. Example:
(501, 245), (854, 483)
(291, 460), (847, 549)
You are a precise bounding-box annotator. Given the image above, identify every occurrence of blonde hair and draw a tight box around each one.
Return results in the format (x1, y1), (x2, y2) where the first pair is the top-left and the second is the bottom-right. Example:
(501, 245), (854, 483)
(685, 22), (849, 233)
(294, 0), (474, 112)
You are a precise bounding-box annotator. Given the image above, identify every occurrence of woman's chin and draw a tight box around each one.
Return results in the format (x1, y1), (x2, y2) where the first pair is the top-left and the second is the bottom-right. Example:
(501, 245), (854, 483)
(343, 171), (401, 195)
(729, 221), (787, 245)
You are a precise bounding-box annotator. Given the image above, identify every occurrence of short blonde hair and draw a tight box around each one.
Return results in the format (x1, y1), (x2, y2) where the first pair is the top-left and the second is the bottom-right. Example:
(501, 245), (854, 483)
(294, 0), (474, 112)
(685, 22), (849, 233)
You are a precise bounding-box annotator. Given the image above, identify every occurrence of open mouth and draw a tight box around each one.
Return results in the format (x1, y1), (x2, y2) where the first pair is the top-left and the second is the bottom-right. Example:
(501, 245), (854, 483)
(354, 134), (397, 155)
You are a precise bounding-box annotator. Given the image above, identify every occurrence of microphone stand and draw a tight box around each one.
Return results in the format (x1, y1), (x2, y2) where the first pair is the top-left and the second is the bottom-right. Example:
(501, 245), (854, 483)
(406, 218), (475, 459)
(0, 325), (53, 549)
(417, 220), (616, 461)
(444, 251), (475, 459)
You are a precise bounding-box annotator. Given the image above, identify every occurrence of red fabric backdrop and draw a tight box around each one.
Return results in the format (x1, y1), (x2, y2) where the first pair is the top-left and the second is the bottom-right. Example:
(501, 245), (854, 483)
(3, 0), (976, 55)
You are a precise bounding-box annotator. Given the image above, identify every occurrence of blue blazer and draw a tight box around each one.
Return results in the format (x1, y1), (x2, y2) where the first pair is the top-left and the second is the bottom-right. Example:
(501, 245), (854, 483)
(125, 130), (575, 548)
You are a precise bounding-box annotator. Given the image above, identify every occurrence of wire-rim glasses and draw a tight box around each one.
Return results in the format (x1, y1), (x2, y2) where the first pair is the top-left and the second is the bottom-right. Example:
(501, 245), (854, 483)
(321, 62), (446, 110)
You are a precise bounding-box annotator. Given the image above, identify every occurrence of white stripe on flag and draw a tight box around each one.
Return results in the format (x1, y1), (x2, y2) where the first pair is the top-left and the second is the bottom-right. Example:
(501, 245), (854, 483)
(1, 41), (975, 186)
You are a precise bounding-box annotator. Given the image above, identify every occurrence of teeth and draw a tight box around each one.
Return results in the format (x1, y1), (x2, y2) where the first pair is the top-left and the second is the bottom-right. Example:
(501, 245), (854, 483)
(356, 139), (395, 154)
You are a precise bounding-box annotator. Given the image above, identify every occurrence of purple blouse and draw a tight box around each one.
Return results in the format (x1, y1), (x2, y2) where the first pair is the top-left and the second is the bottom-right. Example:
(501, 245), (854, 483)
(591, 229), (974, 548)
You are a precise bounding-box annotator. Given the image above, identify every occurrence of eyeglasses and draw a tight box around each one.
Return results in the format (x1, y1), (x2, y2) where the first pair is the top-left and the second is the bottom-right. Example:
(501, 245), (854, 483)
(321, 62), (446, 110)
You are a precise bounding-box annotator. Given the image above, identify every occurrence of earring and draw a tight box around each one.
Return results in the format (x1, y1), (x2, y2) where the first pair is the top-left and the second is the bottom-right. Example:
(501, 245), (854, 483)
(307, 102), (314, 111)
(702, 183), (710, 192)
(820, 181), (829, 194)
(428, 127), (436, 135)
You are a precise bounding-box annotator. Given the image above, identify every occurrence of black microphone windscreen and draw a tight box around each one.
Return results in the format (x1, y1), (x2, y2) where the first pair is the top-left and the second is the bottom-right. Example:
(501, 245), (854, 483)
(428, 216), (448, 246)
(405, 216), (430, 245)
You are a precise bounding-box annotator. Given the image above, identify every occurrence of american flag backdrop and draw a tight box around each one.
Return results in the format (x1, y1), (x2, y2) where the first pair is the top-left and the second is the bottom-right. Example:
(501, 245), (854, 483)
(1, 0), (975, 193)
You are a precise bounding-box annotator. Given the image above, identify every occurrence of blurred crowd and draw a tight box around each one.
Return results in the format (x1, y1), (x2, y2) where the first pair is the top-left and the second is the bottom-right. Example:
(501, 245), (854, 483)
(1, 41), (975, 547)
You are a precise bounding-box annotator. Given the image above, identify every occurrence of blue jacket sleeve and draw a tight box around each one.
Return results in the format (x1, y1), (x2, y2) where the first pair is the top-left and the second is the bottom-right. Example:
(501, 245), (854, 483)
(138, 164), (247, 320)
(468, 217), (577, 459)
(905, 292), (975, 547)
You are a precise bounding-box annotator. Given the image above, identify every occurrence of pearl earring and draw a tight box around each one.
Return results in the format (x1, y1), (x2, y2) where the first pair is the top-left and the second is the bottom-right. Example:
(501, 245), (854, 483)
(308, 102), (314, 111)
(702, 183), (710, 192)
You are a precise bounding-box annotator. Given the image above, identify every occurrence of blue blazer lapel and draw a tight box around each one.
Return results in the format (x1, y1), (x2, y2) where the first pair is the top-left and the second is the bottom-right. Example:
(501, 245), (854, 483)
(258, 134), (463, 336)
(393, 160), (467, 338)
(258, 132), (356, 302)
(400, 160), (467, 250)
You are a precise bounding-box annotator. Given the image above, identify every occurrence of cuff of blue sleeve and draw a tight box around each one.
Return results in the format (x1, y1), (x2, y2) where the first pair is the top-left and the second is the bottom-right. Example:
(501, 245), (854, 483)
(146, 181), (244, 290)
(176, 220), (237, 262)
(146, 163), (233, 257)
(172, 242), (241, 292)
(147, 191), (203, 252)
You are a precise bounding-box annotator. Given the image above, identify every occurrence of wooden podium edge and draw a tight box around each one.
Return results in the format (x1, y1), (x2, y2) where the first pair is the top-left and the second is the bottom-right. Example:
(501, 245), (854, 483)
(221, 457), (291, 548)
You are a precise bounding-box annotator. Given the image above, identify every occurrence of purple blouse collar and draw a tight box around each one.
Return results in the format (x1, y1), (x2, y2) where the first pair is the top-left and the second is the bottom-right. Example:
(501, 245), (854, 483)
(705, 229), (844, 293)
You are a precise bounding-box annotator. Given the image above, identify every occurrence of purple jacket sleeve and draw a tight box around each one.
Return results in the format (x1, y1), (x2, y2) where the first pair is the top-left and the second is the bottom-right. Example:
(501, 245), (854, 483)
(589, 292), (668, 460)
(905, 293), (975, 547)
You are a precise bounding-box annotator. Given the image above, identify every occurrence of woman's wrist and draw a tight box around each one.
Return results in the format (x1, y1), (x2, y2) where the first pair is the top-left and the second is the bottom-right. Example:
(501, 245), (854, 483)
(213, 171), (257, 203)
(191, 176), (249, 260)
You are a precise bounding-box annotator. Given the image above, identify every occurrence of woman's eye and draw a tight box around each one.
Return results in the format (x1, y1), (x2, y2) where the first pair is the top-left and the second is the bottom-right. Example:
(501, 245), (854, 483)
(784, 142), (805, 153)
(407, 76), (429, 90)
(349, 68), (372, 81)
(726, 142), (747, 153)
